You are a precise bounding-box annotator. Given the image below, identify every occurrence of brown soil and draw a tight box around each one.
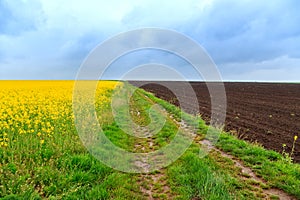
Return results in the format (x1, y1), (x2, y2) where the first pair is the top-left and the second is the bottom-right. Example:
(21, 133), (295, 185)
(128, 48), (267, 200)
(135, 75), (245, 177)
(131, 81), (300, 163)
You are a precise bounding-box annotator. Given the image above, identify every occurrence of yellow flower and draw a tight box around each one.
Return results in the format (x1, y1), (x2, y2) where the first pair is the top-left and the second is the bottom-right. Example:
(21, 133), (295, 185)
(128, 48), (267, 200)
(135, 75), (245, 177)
(0, 80), (122, 144)
(295, 135), (298, 141)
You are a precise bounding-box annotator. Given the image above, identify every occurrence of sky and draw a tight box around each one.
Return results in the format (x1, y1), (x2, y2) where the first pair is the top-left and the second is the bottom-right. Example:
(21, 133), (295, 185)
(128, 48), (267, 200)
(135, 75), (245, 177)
(0, 0), (299, 81)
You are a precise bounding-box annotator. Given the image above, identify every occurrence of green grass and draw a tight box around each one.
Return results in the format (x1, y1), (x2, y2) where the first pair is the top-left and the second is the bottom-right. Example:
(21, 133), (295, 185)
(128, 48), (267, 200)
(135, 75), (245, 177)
(0, 142), (142, 199)
(216, 133), (300, 199)
(167, 148), (233, 199)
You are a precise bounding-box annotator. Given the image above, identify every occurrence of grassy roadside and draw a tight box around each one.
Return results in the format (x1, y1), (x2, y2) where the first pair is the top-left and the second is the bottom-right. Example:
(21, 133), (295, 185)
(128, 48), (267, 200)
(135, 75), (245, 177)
(137, 88), (247, 199)
(131, 86), (236, 199)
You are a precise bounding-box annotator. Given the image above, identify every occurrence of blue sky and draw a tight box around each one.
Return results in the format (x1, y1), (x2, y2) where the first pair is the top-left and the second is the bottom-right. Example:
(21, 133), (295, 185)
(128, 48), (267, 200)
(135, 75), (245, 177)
(0, 0), (299, 81)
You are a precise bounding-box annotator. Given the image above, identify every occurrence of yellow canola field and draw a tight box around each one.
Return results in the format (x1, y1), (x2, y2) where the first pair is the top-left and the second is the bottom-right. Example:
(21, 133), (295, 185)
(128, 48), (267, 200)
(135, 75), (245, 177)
(0, 81), (122, 148)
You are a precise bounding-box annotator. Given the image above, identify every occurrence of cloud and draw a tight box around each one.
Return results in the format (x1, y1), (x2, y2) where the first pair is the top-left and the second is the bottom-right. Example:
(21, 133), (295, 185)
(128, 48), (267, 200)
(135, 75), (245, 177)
(182, 0), (300, 64)
(0, 0), (299, 81)
(0, 0), (44, 35)
(121, 0), (205, 28)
